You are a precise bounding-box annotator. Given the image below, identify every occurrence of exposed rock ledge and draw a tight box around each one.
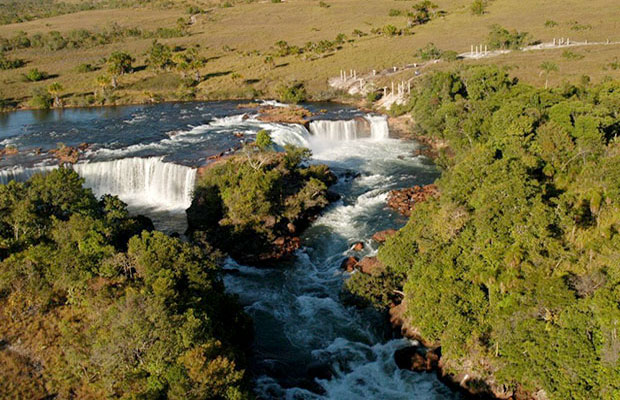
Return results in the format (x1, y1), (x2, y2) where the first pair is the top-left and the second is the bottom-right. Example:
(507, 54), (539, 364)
(387, 184), (439, 217)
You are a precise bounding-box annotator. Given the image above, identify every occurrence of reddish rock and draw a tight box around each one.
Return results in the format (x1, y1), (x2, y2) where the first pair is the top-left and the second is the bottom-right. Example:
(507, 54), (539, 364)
(394, 346), (439, 372)
(387, 184), (439, 217)
(273, 236), (286, 246)
(287, 222), (296, 233)
(256, 105), (313, 125)
(340, 256), (358, 272)
(77, 142), (90, 151)
(264, 215), (277, 228)
(351, 241), (364, 251)
(355, 256), (385, 275)
(0, 146), (18, 157)
(49, 145), (79, 164)
(371, 229), (397, 243)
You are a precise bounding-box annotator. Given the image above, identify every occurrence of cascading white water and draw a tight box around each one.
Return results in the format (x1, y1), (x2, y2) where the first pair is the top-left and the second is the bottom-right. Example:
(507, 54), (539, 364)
(0, 157), (196, 210)
(73, 157), (196, 210)
(309, 119), (362, 141)
(366, 115), (390, 140)
(308, 115), (390, 141)
(0, 166), (55, 185)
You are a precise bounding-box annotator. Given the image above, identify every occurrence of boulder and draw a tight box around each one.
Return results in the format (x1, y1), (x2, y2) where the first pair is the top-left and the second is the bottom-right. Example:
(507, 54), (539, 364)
(394, 346), (440, 372)
(387, 184), (439, 216)
(287, 222), (296, 233)
(372, 229), (397, 243)
(351, 241), (364, 251)
(355, 256), (385, 275)
(340, 256), (358, 272)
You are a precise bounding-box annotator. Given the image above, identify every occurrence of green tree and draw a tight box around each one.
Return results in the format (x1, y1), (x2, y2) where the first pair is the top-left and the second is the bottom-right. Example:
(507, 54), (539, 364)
(539, 61), (558, 89)
(470, 0), (487, 15)
(47, 82), (63, 107)
(106, 51), (134, 88)
(147, 40), (173, 70)
(255, 130), (273, 150)
(276, 81), (307, 103)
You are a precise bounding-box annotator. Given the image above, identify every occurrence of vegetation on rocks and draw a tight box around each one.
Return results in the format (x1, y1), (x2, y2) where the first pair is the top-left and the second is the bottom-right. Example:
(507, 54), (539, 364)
(0, 169), (251, 399)
(347, 66), (620, 399)
(187, 144), (336, 263)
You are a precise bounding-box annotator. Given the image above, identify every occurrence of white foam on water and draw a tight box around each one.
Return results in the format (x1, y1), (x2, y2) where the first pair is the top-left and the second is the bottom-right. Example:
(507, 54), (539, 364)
(314, 338), (448, 400)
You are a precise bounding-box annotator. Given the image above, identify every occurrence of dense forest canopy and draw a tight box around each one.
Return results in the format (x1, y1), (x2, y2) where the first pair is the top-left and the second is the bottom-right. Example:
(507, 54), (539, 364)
(350, 66), (619, 399)
(0, 168), (251, 399)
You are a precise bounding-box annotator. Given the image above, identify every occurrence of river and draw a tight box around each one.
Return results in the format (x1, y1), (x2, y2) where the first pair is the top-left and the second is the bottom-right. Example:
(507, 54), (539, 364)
(0, 101), (460, 399)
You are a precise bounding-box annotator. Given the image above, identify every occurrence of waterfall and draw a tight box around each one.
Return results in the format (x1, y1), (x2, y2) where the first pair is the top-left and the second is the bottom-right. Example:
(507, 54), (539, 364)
(0, 157), (196, 210)
(73, 157), (196, 210)
(366, 115), (390, 140)
(309, 119), (364, 141)
(308, 115), (390, 141)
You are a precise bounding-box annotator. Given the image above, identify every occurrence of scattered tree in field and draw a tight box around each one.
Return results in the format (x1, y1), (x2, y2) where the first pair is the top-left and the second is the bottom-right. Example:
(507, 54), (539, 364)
(276, 82), (307, 103)
(29, 87), (52, 109)
(47, 82), (63, 107)
(409, 0), (439, 25)
(539, 61), (558, 88)
(382, 24), (401, 36)
(23, 68), (48, 82)
(416, 42), (443, 60)
(0, 53), (25, 70)
(487, 24), (530, 49)
(106, 51), (134, 88)
(470, 0), (488, 15)
(264, 55), (275, 68)
(95, 74), (111, 96)
(147, 40), (173, 70)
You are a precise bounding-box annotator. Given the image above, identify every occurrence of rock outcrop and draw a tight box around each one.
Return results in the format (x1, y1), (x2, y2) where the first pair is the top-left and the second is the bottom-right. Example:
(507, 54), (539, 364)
(371, 228), (397, 243)
(340, 256), (358, 272)
(256, 105), (313, 126)
(387, 184), (439, 216)
(355, 256), (385, 275)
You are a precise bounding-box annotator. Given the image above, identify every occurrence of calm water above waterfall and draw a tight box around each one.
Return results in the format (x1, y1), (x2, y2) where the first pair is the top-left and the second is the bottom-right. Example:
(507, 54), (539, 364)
(0, 101), (460, 399)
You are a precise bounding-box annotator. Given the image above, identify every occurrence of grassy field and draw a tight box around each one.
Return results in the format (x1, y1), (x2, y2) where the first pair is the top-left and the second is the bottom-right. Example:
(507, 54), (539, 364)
(0, 0), (618, 109)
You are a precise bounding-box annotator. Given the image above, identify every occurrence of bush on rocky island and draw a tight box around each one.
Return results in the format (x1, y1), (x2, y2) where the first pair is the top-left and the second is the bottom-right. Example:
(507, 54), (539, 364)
(187, 144), (336, 263)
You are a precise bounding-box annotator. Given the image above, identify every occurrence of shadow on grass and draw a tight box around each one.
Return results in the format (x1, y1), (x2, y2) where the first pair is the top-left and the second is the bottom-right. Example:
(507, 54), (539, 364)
(244, 78), (260, 84)
(275, 63), (289, 68)
(202, 71), (232, 80)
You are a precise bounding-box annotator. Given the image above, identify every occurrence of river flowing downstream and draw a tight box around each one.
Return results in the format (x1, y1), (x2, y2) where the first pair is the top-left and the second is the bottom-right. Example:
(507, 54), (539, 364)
(0, 102), (460, 399)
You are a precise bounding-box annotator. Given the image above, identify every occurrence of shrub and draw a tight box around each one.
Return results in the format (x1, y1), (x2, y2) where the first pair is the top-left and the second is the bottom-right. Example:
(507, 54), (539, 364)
(562, 50), (584, 60)
(544, 19), (558, 28)
(76, 63), (96, 73)
(366, 91), (380, 103)
(0, 54), (25, 70)
(319, 1), (330, 8)
(147, 40), (173, 70)
(470, 0), (487, 15)
(29, 87), (52, 109)
(487, 24), (530, 49)
(23, 68), (48, 82)
(382, 24), (401, 36)
(277, 82), (307, 103)
(255, 129), (273, 150)
(408, 0), (438, 25)
(389, 9), (402, 16)
(441, 50), (459, 61)
(416, 43), (443, 60)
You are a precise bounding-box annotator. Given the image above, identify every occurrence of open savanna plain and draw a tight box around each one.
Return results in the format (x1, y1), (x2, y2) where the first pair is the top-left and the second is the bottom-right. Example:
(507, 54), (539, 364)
(0, 0), (618, 109)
